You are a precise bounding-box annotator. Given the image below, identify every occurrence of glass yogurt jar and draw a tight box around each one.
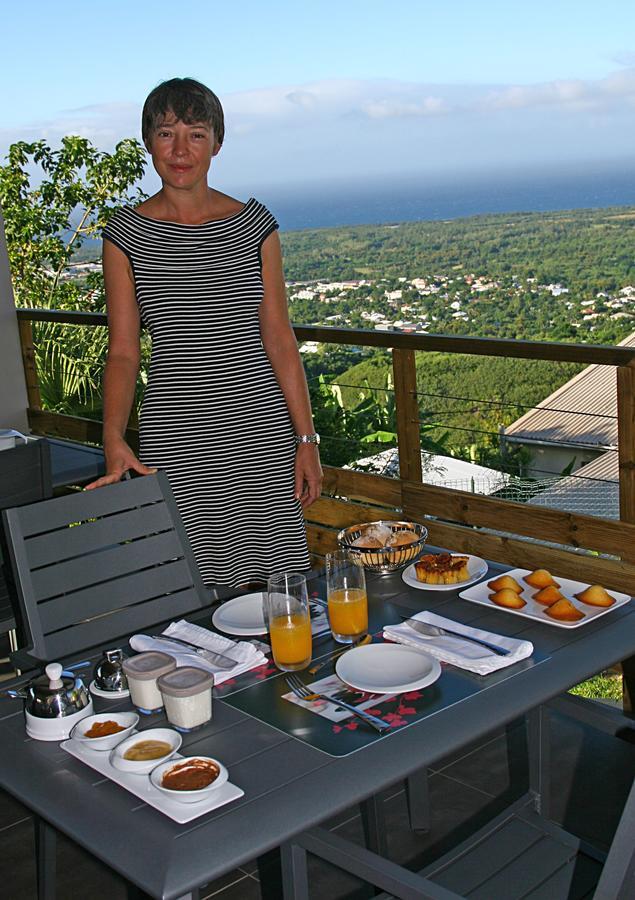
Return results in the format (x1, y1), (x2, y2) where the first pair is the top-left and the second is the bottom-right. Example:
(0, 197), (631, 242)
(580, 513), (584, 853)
(157, 667), (214, 732)
(122, 652), (176, 715)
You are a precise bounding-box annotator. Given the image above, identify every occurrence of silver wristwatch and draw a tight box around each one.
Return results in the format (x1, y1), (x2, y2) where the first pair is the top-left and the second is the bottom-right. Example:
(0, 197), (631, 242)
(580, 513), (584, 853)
(294, 433), (320, 446)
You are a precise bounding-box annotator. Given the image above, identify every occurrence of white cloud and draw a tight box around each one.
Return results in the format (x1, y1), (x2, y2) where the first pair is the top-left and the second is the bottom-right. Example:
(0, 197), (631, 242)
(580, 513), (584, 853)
(1, 71), (634, 188)
(361, 96), (448, 119)
(612, 50), (635, 67)
(482, 68), (635, 112)
(285, 90), (318, 110)
(3, 70), (635, 156)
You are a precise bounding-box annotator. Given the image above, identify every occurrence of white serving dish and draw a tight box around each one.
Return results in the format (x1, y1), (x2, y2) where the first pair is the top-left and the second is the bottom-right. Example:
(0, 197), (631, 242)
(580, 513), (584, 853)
(89, 680), (130, 700)
(25, 699), (94, 742)
(70, 711), (139, 751)
(109, 727), (181, 774)
(150, 756), (229, 804)
(402, 554), (488, 592)
(459, 568), (631, 628)
(212, 592), (267, 636)
(62, 739), (243, 824)
(336, 643), (442, 694)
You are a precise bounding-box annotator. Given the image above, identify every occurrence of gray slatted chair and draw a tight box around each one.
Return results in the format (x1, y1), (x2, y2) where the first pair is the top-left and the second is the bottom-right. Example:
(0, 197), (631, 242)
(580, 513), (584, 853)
(280, 707), (635, 900)
(0, 439), (53, 652)
(2, 471), (213, 900)
(2, 470), (210, 671)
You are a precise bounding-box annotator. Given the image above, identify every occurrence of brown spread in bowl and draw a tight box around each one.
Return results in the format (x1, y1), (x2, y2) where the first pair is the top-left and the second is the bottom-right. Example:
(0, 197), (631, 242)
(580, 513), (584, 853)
(85, 720), (126, 738)
(161, 758), (220, 791)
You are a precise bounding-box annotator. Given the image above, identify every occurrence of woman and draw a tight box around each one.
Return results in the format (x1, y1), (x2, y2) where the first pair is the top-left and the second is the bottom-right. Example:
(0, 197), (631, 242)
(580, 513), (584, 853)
(87, 77), (322, 586)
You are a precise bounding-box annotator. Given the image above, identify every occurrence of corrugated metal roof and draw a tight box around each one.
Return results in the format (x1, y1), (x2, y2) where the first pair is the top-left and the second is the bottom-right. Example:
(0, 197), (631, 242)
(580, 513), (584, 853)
(528, 450), (619, 518)
(348, 449), (510, 495)
(573, 450), (618, 481)
(505, 333), (635, 448)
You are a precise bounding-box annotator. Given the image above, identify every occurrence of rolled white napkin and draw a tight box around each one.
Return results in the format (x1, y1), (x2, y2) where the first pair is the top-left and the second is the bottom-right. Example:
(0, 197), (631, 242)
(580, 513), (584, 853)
(383, 611), (533, 675)
(129, 619), (267, 685)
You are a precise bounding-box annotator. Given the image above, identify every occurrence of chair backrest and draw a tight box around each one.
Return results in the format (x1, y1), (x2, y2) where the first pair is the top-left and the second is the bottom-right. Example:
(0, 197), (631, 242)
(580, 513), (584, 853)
(0, 440), (53, 633)
(2, 471), (209, 662)
(0, 439), (52, 510)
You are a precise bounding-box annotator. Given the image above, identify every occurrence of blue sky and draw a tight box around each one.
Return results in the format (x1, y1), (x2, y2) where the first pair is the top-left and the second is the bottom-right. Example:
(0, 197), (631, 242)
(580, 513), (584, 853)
(1, 1), (634, 194)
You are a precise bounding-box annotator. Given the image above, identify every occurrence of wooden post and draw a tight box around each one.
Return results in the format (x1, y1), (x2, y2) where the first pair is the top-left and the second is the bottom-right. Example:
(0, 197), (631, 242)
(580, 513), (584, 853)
(392, 348), (422, 483)
(617, 364), (635, 527)
(18, 319), (42, 410)
(616, 364), (635, 713)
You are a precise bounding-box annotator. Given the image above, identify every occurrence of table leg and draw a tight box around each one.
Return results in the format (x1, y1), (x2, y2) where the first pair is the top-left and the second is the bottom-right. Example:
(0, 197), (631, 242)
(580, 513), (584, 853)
(281, 842), (309, 900)
(126, 888), (198, 900)
(527, 705), (551, 819)
(405, 768), (430, 833)
(621, 655), (635, 715)
(256, 848), (283, 900)
(360, 794), (388, 856)
(34, 816), (56, 900)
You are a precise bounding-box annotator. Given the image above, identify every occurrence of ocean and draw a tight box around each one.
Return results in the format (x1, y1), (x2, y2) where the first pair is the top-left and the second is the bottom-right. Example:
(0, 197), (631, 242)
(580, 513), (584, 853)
(259, 164), (635, 232)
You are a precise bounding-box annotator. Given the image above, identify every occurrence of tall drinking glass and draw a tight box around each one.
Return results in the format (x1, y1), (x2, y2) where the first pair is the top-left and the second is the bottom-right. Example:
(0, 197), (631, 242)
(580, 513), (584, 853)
(326, 550), (368, 644)
(266, 572), (312, 671)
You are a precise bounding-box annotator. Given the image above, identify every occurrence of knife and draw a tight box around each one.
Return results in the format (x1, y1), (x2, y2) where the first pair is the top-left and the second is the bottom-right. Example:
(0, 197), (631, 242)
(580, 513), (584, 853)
(404, 619), (510, 656)
(152, 635), (236, 669)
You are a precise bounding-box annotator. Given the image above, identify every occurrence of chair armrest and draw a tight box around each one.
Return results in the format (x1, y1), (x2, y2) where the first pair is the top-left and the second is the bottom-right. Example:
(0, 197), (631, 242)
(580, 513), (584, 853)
(10, 647), (44, 674)
(290, 827), (463, 900)
(547, 693), (635, 739)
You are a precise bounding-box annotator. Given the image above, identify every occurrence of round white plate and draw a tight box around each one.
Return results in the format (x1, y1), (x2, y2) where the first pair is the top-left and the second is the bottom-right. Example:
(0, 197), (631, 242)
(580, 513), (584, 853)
(402, 554), (488, 592)
(212, 592), (267, 636)
(89, 680), (130, 699)
(336, 644), (442, 694)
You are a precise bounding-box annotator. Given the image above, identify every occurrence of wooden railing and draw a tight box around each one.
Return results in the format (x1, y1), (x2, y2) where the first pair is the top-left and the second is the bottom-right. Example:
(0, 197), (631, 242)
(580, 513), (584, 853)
(15, 307), (635, 708)
(17, 308), (635, 573)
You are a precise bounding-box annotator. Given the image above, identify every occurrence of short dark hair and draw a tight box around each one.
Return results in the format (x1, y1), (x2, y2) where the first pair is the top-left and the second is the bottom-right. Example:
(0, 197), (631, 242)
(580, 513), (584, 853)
(142, 78), (225, 147)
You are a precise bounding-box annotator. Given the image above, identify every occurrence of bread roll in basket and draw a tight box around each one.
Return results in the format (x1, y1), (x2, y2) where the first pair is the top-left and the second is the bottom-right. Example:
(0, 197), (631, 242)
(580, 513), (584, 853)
(337, 520), (428, 574)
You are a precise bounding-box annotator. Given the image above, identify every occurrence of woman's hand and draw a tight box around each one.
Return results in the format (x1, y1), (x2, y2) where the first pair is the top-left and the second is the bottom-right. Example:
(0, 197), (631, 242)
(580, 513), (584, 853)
(85, 436), (156, 490)
(294, 443), (323, 509)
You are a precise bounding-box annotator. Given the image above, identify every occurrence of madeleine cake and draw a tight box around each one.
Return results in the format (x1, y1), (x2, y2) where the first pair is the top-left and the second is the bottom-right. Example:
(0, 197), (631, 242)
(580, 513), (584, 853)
(574, 584), (616, 607)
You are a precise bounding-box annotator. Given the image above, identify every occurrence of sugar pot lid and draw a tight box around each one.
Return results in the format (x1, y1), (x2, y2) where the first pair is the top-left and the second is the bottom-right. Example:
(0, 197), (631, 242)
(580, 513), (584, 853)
(26, 663), (91, 719)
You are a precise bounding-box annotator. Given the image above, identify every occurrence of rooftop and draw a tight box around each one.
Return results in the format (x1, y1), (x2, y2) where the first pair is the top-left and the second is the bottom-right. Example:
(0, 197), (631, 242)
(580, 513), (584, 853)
(504, 332), (635, 450)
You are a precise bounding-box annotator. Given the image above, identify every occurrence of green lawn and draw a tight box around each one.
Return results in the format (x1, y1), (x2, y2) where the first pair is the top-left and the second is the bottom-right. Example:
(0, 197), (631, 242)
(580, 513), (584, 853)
(570, 671), (622, 704)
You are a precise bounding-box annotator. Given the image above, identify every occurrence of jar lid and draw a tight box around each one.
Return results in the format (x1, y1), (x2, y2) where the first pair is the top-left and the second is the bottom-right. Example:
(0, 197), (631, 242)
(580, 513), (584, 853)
(157, 666), (214, 697)
(122, 652), (176, 681)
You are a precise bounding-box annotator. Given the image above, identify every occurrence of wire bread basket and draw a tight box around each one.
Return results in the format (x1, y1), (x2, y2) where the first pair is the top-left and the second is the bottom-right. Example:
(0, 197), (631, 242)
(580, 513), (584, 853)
(337, 520), (428, 574)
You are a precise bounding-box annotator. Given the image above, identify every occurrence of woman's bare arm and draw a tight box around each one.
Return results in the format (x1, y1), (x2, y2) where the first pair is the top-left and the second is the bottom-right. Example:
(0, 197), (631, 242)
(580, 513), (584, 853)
(85, 240), (155, 488)
(259, 231), (323, 508)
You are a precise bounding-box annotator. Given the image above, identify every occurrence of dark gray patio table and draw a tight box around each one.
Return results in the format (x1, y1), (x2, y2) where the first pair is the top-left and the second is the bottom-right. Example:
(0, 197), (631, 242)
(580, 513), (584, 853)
(0, 563), (633, 900)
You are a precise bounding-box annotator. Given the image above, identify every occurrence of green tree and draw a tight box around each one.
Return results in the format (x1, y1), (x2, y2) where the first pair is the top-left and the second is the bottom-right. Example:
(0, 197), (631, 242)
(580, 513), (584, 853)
(0, 136), (147, 415)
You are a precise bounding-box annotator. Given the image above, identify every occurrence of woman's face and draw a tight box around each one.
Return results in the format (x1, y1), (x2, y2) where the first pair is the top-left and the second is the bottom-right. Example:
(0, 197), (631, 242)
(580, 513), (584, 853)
(147, 111), (221, 190)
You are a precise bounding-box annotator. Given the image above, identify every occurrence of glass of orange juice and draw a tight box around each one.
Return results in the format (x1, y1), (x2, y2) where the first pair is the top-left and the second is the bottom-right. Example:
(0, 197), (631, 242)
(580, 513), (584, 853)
(266, 572), (312, 671)
(326, 551), (368, 644)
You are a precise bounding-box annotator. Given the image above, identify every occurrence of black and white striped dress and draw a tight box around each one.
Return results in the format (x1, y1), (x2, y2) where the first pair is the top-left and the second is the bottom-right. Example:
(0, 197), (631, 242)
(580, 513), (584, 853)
(102, 199), (310, 585)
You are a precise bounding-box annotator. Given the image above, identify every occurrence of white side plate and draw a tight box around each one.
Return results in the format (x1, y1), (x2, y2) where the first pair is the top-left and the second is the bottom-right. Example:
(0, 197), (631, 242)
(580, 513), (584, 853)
(336, 643), (442, 694)
(89, 680), (130, 700)
(212, 593), (267, 636)
(62, 738), (244, 824)
(402, 554), (488, 592)
(459, 567), (631, 628)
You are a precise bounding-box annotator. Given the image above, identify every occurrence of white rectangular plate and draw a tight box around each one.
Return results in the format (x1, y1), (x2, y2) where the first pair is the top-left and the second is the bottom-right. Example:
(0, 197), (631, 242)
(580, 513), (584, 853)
(61, 737), (244, 824)
(459, 568), (631, 628)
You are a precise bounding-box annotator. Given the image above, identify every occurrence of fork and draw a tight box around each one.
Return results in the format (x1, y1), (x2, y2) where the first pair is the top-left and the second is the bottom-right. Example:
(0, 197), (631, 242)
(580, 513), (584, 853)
(152, 635), (236, 669)
(285, 673), (389, 734)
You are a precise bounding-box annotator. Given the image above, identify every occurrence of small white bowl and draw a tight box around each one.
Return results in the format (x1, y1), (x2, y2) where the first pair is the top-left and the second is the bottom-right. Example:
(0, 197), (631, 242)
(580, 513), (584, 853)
(70, 711), (139, 751)
(150, 756), (228, 804)
(109, 727), (181, 775)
